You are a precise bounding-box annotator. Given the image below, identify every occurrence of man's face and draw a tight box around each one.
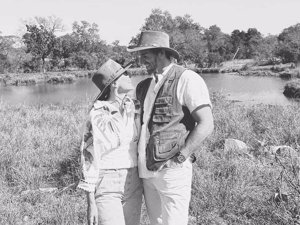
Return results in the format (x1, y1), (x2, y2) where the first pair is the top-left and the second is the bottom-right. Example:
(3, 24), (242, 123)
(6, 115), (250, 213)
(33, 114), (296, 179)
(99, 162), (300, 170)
(139, 50), (157, 74)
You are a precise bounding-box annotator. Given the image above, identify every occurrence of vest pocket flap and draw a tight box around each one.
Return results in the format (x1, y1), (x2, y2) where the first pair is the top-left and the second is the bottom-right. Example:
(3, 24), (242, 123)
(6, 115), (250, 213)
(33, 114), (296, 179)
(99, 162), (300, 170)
(157, 132), (180, 154)
(154, 96), (172, 105)
(153, 115), (172, 123)
(154, 106), (172, 115)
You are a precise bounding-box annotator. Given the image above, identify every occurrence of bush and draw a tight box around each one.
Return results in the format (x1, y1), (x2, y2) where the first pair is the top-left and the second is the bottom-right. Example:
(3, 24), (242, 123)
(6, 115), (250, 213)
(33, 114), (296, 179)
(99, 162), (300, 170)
(283, 80), (300, 98)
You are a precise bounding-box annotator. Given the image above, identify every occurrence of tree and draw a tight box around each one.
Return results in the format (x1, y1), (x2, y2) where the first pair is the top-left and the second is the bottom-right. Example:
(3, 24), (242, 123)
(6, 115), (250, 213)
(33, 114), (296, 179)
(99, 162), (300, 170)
(34, 15), (64, 33)
(53, 34), (77, 59)
(72, 21), (102, 53)
(50, 20), (109, 70)
(129, 9), (174, 47)
(109, 40), (132, 65)
(0, 32), (11, 73)
(69, 21), (109, 69)
(142, 9), (174, 31)
(276, 23), (300, 63)
(23, 25), (56, 72)
(204, 25), (232, 66)
(245, 28), (263, 58)
(22, 15), (64, 34)
(257, 35), (278, 60)
(0, 33), (26, 73)
(230, 29), (247, 59)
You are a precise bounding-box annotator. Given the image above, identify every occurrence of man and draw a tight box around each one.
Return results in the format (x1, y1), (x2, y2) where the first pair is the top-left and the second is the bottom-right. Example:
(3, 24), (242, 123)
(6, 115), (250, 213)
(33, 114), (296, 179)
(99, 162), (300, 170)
(127, 31), (214, 225)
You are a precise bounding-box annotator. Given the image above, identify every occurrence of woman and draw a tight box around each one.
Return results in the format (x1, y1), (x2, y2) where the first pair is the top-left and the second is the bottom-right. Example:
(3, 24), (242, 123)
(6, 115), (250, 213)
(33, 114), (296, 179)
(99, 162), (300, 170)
(77, 59), (142, 225)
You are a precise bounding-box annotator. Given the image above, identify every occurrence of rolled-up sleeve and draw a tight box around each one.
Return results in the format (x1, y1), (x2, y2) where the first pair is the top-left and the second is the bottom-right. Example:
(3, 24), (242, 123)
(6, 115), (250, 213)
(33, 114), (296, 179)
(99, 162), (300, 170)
(77, 119), (98, 192)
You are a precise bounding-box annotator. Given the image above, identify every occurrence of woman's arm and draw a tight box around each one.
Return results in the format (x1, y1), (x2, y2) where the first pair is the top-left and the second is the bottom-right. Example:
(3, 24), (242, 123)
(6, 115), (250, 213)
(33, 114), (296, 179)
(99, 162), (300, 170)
(86, 191), (98, 225)
(77, 119), (99, 192)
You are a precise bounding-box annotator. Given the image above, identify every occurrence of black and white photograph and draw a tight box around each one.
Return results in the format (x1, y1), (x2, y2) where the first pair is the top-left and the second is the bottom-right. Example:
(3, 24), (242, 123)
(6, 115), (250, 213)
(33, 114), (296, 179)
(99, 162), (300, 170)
(0, 0), (299, 224)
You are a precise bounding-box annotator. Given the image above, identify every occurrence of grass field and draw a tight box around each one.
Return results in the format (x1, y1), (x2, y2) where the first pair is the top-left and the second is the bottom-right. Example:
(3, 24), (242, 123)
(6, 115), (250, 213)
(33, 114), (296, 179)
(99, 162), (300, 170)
(1, 94), (300, 225)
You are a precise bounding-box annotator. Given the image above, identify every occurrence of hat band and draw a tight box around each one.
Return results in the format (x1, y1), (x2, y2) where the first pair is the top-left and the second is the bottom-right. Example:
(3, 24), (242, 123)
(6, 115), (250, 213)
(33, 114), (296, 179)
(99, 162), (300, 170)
(139, 43), (168, 48)
(104, 67), (125, 85)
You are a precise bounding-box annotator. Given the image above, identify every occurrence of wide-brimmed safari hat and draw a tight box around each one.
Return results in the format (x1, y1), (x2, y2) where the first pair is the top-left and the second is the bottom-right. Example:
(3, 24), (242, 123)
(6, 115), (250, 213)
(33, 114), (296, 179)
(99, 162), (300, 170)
(92, 59), (132, 101)
(127, 31), (180, 60)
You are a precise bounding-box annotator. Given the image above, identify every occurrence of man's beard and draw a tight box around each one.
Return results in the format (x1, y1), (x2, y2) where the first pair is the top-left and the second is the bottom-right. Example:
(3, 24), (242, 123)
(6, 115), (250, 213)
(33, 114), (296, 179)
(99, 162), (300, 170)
(145, 64), (156, 75)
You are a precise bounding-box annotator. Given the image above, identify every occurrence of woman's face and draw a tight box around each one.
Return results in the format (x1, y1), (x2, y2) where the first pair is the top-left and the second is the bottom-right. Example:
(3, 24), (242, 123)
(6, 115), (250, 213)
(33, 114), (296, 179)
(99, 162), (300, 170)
(116, 75), (134, 94)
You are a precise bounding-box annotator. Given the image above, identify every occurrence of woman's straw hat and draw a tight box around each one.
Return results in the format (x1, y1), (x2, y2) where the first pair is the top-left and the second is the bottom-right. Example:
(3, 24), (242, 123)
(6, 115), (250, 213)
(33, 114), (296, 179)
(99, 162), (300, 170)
(92, 59), (132, 101)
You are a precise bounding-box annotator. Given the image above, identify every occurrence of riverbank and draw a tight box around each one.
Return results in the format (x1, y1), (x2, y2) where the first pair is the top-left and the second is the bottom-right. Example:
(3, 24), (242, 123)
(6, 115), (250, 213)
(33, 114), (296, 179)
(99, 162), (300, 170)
(0, 68), (149, 87)
(0, 70), (94, 86)
(198, 59), (300, 79)
(1, 62), (300, 91)
(1, 94), (299, 224)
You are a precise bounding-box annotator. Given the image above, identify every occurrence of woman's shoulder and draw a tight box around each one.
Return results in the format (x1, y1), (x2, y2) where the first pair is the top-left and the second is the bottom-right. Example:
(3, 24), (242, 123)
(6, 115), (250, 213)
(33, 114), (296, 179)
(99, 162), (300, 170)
(90, 101), (117, 118)
(92, 100), (118, 111)
(93, 100), (109, 109)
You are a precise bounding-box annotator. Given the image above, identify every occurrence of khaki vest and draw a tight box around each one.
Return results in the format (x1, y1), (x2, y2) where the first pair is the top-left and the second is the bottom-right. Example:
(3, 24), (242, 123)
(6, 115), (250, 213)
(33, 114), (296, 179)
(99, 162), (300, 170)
(136, 65), (195, 171)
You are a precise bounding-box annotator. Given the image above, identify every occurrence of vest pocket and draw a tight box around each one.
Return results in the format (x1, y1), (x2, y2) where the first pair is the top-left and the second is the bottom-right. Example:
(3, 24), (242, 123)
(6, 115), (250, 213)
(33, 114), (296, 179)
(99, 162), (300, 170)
(154, 106), (172, 115)
(152, 114), (172, 123)
(157, 132), (180, 154)
(153, 96), (173, 123)
(154, 96), (172, 105)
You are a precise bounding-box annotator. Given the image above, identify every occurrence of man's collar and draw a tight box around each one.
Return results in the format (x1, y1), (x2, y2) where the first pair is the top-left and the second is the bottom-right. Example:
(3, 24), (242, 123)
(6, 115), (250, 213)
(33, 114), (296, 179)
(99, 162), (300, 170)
(162, 63), (174, 75)
(153, 63), (174, 83)
(153, 63), (174, 93)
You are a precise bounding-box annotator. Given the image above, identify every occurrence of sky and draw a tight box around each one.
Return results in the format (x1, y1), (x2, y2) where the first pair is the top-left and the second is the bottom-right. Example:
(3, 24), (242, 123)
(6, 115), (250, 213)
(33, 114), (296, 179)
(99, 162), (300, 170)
(0, 0), (299, 45)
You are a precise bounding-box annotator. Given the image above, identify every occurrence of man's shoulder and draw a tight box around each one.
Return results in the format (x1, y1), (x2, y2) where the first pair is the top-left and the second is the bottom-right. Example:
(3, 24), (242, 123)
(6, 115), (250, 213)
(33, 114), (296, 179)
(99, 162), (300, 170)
(171, 64), (200, 77)
(180, 68), (204, 82)
(172, 63), (186, 73)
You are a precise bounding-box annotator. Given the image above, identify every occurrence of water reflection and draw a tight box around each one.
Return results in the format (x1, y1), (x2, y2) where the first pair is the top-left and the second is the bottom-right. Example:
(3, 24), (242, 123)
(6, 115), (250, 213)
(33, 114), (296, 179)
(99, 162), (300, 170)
(0, 73), (297, 106)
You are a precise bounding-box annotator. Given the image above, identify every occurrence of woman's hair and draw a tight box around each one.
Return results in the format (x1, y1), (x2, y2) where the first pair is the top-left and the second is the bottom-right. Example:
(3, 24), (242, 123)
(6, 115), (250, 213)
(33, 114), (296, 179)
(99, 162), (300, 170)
(98, 85), (111, 101)
(97, 75), (123, 101)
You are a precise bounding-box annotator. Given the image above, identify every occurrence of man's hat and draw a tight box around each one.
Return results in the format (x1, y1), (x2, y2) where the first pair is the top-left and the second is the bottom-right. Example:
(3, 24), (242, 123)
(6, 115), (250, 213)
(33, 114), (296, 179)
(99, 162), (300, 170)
(92, 59), (132, 101)
(127, 31), (180, 60)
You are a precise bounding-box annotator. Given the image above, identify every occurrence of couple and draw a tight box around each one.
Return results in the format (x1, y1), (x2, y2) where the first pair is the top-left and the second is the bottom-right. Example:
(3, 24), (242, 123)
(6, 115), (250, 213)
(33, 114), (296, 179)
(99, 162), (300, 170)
(77, 31), (214, 225)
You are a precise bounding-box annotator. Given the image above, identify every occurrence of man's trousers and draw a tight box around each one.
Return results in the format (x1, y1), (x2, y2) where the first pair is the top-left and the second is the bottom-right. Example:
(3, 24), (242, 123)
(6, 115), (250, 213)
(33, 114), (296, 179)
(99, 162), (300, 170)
(143, 161), (193, 225)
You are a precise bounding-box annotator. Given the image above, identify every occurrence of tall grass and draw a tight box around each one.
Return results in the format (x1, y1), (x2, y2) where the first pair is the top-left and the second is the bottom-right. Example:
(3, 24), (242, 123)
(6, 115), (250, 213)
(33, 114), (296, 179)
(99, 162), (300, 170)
(0, 95), (299, 224)
(0, 101), (88, 224)
(190, 93), (300, 225)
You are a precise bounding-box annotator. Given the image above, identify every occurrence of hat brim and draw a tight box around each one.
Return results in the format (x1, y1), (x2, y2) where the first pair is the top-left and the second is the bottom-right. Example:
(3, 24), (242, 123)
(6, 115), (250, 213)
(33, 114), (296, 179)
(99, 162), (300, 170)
(127, 46), (180, 60)
(94, 63), (132, 102)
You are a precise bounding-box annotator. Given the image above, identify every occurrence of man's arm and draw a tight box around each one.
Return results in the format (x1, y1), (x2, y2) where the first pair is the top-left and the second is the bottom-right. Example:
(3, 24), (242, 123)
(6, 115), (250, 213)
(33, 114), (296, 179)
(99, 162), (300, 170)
(180, 105), (214, 159)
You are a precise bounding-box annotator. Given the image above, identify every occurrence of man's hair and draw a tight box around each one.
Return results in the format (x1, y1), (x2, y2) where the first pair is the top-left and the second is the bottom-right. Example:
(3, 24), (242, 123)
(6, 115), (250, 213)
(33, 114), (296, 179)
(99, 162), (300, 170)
(150, 49), (172, 60)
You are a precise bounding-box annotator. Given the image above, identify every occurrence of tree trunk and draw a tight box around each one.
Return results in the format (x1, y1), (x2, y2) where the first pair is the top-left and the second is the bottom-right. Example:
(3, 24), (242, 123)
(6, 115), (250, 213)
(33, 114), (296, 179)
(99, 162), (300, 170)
(42, 58), (46, 73)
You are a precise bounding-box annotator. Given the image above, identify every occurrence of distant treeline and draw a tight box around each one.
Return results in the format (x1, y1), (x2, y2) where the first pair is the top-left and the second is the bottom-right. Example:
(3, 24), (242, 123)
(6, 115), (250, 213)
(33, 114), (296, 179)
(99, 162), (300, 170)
(0, 9), (300, 73)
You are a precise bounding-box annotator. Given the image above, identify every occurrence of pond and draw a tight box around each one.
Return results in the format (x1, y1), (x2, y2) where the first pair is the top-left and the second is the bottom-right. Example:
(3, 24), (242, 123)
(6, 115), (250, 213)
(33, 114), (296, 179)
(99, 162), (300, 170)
(0, 73), (297, 105)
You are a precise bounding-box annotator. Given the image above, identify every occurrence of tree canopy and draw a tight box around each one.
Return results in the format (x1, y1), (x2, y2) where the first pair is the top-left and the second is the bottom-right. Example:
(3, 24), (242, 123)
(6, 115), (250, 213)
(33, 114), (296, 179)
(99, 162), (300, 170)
(0, 11), (299, 73)
(23, 25), (56, 72)
(276, 23), (300, 63)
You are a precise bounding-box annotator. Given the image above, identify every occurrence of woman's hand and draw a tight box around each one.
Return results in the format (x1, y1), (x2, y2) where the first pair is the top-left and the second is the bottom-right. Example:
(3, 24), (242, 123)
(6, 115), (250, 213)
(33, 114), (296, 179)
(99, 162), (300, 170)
(87, 192), (98, 225)
(122, 96), (135, 114)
